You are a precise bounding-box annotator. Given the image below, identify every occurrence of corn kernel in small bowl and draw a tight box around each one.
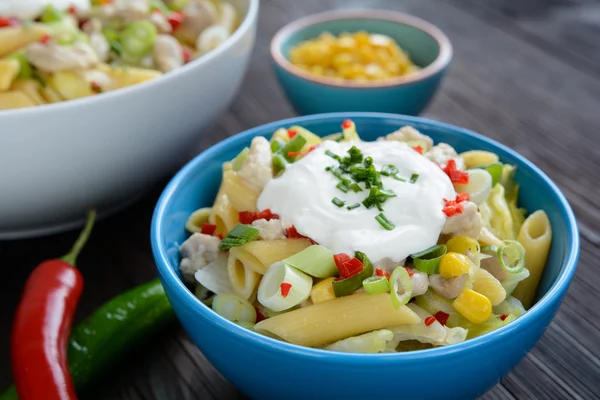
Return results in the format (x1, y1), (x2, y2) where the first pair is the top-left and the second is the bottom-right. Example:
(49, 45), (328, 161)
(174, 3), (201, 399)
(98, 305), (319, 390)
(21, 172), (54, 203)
(270, 10), (452, 115)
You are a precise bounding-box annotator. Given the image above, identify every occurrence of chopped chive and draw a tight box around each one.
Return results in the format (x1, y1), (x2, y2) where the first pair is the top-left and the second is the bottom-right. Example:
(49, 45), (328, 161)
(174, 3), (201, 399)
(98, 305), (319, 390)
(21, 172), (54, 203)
(325, 150), (342, 162)
(375, 213), (395, 230)
(336, 182), (350, 193)
(281, 135), (307, 161)
(350, 183), (362, 192)
(272, 154), (287, 173)
(332, 197), (345, 207)
(392, 174), (407, 182)
(270, 140), (281, 153)
(219, 224), (260, 250)
(410, 173), (420, 183)
(346, 203), (360, 210)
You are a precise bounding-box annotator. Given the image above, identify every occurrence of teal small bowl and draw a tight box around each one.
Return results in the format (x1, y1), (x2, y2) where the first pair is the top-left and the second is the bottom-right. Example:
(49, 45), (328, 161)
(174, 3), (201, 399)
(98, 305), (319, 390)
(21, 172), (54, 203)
(270, 10), (452, 115)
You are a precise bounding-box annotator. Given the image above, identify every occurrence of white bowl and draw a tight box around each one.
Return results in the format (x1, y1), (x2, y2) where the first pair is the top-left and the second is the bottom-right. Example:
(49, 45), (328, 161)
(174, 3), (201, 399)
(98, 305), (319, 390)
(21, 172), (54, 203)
(0, 0), (259, 239)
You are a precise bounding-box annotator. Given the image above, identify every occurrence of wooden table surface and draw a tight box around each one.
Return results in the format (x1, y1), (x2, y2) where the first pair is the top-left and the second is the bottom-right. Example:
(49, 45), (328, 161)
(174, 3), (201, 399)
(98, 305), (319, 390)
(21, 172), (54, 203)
(2, 0), (600, 398)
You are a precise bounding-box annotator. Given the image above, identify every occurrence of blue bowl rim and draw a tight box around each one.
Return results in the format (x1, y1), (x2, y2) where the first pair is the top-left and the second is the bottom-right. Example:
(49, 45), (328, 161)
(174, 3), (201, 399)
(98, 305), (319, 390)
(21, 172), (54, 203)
(151, 112), (579, 362)
(270, 10), (453, 90)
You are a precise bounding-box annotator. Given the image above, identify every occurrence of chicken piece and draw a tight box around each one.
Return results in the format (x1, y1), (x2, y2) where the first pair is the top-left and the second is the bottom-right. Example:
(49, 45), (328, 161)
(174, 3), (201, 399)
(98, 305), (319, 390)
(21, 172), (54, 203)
(480, 251), (509, 281)
(89, 32), (110, 62)
(153, 34), (183, 72)
(149, 11), (172, 34)
(373, 257), (404, 277)
(410, 270), (429, 297)
(428, 274), (467, 299)
(426, 143), (466, 170)
(173, 0), (218, 45)
(237, 136), (273, 191)
(251, 218), (286, 240)
(179, 233), (221, 282)
(442, 201), (482, 239)
(384, 125), (434, 151)
(26, 41), (98, 73)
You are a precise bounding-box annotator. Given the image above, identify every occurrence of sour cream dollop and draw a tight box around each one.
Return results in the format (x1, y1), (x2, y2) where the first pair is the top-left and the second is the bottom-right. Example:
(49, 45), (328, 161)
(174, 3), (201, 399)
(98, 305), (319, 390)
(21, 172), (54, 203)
(0, 0), (91, 20)
(257, 140), (456, 264)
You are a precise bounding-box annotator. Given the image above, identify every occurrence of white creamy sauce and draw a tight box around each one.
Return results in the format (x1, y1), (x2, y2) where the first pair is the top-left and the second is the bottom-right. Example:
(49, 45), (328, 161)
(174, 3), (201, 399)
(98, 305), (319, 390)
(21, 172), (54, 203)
(257, 140), (456, 264)
(0, 0), (91, 20)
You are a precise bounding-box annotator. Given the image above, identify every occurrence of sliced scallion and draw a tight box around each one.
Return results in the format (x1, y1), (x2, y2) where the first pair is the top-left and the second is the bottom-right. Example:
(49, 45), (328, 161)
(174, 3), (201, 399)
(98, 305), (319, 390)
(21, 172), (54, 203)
(362, 276), (389, 295)
(332, 197), (345, 207)
(336, 182), (350, 193)
(257, 262), (312, 311)
(375, 213), (395, 230)
(389, 266), (413, 308)
(325, 150), (342, 162)
(272, 153), (287, 174)
(218, 224), (260, 250)
(410, 244), (447, 274)
(281, 135), (307, 161)
(212, 293), (257, 323)
(282, 245), (338, 278)
(409, 173), (420, 184)
(346, 203), (360, 210)
(498, 240), (526, 273)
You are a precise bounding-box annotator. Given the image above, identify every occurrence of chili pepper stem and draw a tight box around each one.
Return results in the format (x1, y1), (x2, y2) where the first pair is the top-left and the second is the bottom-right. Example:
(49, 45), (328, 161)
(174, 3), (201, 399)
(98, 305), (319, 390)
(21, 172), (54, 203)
(61, 209), (96, 266)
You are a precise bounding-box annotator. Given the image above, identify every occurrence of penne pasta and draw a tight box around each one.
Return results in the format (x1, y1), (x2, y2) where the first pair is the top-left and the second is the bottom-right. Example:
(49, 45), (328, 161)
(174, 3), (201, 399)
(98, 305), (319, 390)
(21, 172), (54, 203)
(255, 292), (420, 347)
(0, 24), (49, 58)
(185, 207), (212, 233)
(227, 251), (261, 299)
(460, 150), (499, 169)
(472, 268), (506, 306)
(208, 186), (239, 235)
(512, 211), (552, 308)
(10, 79), (46, 105)
(229, 239), (312, 275)
(221, 170), (260, 212)
(0, 59), (20, 91)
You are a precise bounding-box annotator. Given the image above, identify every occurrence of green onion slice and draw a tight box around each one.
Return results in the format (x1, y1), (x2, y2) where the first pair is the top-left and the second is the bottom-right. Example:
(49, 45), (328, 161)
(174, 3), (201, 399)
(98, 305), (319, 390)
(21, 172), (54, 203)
(212, 293), (257, 323)
(272, 153), (287, 174)
(389, 266), (413, 308)
(362, 276), (389, 295)
(375, 213), (395, 230)
(409, 173), (419, 184)
(120, 21), (157, 61)
(346, 203), (360, 210)
(498, 240), (526, 273)
(218, 224), (260, 250)
(282, 245), (338, 278)
(332, 197), (345, 207)
(257, 262), (312, 311)
(410, 244), (447, 274)
(281, 135), (307, 161)
(478, 162), (503, 187)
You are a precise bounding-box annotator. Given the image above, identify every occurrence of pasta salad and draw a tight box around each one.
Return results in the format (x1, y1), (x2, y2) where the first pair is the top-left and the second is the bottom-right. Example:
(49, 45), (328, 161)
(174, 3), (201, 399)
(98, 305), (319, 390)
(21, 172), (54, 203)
(0, 0), (238, 110)
(179, 120), (553, 353)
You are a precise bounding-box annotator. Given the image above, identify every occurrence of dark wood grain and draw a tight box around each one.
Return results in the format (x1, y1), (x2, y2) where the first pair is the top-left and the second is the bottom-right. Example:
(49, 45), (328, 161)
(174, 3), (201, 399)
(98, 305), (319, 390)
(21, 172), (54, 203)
(2, 0), (600, 399)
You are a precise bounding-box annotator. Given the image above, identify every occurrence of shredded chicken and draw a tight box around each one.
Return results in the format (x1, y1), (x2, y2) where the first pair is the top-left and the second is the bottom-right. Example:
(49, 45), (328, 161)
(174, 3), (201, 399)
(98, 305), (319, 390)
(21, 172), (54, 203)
(410, 270), (429, 297)
(251, 218), (286, 240)
(179, 233), (221, 282)
(428, 274), (467, 299)
(26, 42), (98, 73)
(426, 143), (466, 170)
(237, 136), (273, 191)
(174, 0), (218, 44)
(89, 32), (110, 62)
(442, 201), (482, 239)
(149, 11), (173, 33)
(153, 34), (183, 72)
(481, 251), (509, 281)
(384, 126), (434, 151)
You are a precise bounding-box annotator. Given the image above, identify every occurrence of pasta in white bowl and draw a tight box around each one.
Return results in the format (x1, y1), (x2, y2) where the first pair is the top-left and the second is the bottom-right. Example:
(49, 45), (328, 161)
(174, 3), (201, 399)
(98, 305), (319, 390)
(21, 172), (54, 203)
(177, 119), (552, 353)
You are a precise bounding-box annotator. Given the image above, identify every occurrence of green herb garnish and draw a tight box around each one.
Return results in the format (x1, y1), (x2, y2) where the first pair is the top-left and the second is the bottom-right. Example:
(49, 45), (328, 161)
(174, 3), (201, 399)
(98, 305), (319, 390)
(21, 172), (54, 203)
(375, 213), (395, 230)
(332, 197), (345, 208)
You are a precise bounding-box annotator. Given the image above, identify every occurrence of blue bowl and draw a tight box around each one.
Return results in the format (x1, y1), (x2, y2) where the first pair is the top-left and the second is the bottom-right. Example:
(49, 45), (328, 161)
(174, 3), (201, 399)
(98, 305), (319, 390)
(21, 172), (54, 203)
(151, 113), (579, 400)
(270, 10), (452, 116)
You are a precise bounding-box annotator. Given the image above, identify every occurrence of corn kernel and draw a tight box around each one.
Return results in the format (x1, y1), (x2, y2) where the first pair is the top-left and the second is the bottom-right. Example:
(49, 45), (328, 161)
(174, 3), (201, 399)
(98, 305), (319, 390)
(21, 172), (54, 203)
(310, 277), (336, 304)
(446, 236), (479, 256)
(453, 288), (492, 324)
(439, 252), (471, 279)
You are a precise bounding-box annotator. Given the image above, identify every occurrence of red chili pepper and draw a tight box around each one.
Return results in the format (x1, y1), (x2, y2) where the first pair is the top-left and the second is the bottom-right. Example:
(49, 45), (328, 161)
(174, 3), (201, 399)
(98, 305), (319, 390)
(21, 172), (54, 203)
(217, 234), (224, 240)
(455, 192), (470, 203)
(286, 226), (317, 244)
(287, 129), (297, 139)
(238, 211), (257, 224)
(200, 222), (217, 235)
(181, 46), (193, 63)
(90, 81), (102, 94)
(255, 307), (266, 322)
(404, 266), (414, 277)
(308, 145), (318, 152)
(11, 210), (95, 400)
(375, 268), (390, 279)
(442, 159), (469, 184)
(0, 17), (18, 27)
(442, 202), (464, 217)
(40, 34), (51, 44)
(167, 11), (184, 31)
(287, 151), (306, 158)
(413, 145), (424, 155)
(341, 258), (364, 278)
(341, 119), (353, 129)
(257, 209), (279, 221)
(67, 5), (77, 14)
(424, 316), (437, 327)
(500, 314), (508, 321)
(280, 283), (292, 298)
(334, 253), (351, 269)
(434, 311), (450, 326)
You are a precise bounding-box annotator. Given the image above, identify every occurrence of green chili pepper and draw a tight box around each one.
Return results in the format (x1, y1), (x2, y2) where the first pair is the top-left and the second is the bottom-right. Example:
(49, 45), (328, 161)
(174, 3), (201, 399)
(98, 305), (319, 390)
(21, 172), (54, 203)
(332, 251), (374, 297)
(280, 134), (307, 161)
(411, 244), (447, 274)
(120, 21), (157, 62)
(0, 278), (175, 400)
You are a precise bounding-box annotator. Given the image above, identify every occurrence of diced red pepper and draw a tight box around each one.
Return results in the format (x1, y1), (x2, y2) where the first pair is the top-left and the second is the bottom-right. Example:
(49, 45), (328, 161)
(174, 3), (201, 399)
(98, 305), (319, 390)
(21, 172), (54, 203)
(238, 211), (257, 224)
(442, 159), (469, 184)
(67, 5), (77, 14)
(181, 46), (193, 63)
(287, 151), (306, 158)
(0, 17), (18, 28)
(200, 222), (217, 235)
(413, 145), (424, 155)
(442, 202), (464, 217)
(334, 253), (351, 269)
(339, 257), (364, 278)
(434, 311), (450, 326)
(287, 129), (297, 139)
(455, 192), (470, 203)
(90, 81), (102, 94)
(39, 34), (51, 44)
(404, 267), (414, 277)
(424, 316), (437, 327)
(308, 145), (318, 152)
(217, 234), (224, 240)
(167, 11), (184, 30)
(280, 283), (292, 298)
(500, 314), (508, 321)
(375, 268), (390, 279)
(341, 119), (353, 129)
(286, 225), (317, 244)
(257, 209), (279, 221)
(255, 307), (266, 322)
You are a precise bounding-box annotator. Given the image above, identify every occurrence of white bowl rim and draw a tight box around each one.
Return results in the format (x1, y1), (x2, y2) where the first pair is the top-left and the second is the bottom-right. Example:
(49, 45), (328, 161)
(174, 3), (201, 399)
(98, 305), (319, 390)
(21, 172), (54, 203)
(270, 9), (453, 89)
(0, 0), (259, 118)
